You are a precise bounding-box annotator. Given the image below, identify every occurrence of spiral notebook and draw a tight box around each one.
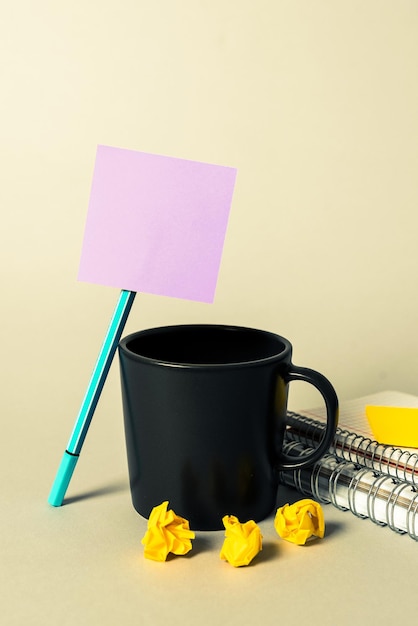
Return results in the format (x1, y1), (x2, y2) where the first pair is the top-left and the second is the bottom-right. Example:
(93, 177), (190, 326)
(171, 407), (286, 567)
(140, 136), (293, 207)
(286, 390), (418, 486)
(282, 391), (418, 540)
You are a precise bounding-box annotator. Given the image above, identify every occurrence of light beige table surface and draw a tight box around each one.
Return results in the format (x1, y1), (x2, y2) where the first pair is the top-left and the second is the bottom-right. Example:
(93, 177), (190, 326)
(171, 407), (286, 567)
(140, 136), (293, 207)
(2, 395), (417, 626)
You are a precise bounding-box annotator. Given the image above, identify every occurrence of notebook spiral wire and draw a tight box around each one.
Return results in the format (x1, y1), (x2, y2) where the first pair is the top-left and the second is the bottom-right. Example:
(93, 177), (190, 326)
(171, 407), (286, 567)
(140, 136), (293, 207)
(280, 439), (418, 541)
(286, 411), (418, 487)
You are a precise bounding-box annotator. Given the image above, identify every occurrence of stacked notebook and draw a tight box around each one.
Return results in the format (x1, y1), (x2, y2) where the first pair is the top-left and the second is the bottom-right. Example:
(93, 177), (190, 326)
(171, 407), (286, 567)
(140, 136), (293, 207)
(281, 391), (418, 540)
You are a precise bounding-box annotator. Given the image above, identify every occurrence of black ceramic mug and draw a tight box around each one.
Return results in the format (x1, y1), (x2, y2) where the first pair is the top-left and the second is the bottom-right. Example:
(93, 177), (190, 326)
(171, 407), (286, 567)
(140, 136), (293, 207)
(118, 325), (338, 530)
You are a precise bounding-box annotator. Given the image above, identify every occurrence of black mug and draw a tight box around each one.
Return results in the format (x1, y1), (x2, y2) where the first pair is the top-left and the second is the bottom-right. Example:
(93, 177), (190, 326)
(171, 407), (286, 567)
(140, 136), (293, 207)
(118, 325), (338, 530)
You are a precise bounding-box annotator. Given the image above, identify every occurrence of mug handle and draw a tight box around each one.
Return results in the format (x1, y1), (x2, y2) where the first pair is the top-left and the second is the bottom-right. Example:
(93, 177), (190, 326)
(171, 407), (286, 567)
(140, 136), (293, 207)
(277, 365), (339, 471)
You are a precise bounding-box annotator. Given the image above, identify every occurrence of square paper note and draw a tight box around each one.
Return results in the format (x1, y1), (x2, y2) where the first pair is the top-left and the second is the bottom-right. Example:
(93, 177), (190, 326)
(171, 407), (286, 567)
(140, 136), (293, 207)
(78, 145), (237, 303)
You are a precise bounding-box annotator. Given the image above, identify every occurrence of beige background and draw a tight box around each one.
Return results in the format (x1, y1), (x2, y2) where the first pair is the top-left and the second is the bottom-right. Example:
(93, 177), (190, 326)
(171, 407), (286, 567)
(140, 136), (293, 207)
(1, 2), (418, 625)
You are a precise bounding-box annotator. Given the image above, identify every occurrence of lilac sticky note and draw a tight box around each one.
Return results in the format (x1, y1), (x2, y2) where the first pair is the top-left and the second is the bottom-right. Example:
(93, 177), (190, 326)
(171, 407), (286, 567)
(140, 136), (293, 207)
(78, 146), (237, 303)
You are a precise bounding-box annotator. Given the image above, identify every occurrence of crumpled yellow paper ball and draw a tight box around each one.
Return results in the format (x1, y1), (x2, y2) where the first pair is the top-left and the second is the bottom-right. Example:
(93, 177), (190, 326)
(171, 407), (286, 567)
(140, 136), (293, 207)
(141, 501), (195, 561)
(274, 499), (325, 545)
(220, 515), (263, 567)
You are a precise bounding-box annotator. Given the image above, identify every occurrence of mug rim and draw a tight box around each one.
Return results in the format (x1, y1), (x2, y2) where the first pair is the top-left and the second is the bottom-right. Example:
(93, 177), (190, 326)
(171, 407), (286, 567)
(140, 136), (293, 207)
(118, 324), (292, 369)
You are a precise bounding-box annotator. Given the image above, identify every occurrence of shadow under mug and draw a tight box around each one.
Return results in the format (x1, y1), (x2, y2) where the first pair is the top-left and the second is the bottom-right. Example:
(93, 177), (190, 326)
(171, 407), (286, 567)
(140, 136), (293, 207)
(118, 325), (338, 531)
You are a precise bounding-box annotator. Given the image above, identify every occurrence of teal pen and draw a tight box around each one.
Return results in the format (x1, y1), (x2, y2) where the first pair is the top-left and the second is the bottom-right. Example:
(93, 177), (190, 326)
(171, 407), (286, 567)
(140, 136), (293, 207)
(48, 289), (136, 506)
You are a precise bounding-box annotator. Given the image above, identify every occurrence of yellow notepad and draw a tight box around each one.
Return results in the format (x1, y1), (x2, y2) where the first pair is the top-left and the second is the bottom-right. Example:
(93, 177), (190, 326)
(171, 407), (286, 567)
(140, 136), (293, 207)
(365, 405), (418, 447)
